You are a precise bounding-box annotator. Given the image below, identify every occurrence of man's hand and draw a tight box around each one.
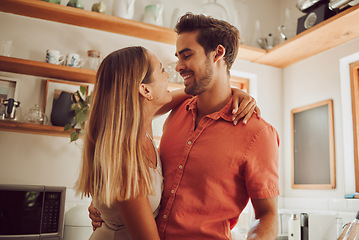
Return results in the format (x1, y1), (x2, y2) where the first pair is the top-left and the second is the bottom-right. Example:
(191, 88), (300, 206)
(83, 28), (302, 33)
(88, 202), (104, 231)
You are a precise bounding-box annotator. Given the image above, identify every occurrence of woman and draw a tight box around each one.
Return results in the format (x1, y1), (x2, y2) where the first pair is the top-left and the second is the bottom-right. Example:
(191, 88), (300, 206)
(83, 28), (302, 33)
(76, 46), (258, 240)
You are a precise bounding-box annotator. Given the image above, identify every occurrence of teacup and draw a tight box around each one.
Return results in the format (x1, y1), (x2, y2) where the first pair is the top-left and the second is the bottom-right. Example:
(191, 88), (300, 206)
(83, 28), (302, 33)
(46, 49), (65, 65)
(65, 53), (84, 68)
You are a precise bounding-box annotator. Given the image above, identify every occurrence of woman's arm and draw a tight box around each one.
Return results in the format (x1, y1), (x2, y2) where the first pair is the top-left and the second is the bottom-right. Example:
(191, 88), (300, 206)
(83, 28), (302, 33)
(231, 88), (261, 125)
(155, 88), (190, 116)
(155, 87), (261, 126)
(115, 196), (160, 240)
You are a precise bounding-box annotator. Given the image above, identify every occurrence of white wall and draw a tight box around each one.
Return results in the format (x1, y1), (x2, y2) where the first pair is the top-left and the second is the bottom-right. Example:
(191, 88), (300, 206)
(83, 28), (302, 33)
(282, 38), (359, 199)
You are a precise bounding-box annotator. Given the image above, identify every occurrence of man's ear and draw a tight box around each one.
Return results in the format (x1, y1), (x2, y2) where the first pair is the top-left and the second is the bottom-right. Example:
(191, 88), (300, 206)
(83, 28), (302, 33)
(214, 44), (226, 63)
(139, 83), (151, 99)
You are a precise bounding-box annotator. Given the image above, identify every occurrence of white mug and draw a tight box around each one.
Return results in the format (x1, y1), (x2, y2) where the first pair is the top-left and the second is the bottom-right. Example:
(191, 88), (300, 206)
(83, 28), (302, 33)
(65, 53), (84, 68)
(46, 49), (65, 65)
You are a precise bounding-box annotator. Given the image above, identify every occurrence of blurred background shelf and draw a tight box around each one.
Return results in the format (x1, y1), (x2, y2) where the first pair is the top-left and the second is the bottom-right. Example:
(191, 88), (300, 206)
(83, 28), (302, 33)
(0, 120), (76, 137)
(1, 0), (358, 68)
(0, 56), (96, 83)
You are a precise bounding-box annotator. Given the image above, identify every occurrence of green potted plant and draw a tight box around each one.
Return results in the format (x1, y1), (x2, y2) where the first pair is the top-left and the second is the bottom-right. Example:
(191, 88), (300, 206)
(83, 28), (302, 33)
(64, 86), (91, 142)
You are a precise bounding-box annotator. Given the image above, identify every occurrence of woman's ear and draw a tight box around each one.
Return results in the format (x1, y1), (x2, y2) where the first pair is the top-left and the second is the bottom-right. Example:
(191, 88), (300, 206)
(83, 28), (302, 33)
(139, 83), (153, 101)
(214, 44), (226, 63)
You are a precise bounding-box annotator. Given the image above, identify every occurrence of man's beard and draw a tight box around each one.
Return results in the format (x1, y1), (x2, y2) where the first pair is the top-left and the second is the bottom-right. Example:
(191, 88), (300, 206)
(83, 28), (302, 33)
(184, 58), (213, 96)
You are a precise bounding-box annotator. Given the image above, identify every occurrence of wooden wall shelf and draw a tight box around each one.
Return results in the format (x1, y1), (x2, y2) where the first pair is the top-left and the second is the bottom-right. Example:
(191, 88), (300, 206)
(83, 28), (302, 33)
(0, 0), (176, 45)
(255, 4), (359, 68)
(1, 0), (359, 68)
(0, 120), (74, 137)
(0, 0), (266, 64)
(0, 56), (96, 83)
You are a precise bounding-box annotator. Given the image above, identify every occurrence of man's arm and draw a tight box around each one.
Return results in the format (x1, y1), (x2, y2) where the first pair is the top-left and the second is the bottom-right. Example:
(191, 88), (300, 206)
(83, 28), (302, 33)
(247, 196), (279, 240)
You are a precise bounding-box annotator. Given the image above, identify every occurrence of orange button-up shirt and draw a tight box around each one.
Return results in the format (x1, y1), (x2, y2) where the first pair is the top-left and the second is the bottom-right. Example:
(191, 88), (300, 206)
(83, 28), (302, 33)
(156, 97), (280, 240)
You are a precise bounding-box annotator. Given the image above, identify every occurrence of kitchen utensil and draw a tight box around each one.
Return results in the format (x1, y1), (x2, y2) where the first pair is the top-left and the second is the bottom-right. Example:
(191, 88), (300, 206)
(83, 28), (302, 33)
(278, 25), (288, 41)
(23, 104), (48, 125)
(296, 0), (323, 12)
(1, 98), (20, 120)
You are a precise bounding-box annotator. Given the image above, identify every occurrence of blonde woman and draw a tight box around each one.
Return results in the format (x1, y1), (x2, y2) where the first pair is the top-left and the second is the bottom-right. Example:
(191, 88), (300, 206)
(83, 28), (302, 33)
(76, 46), (258, 240)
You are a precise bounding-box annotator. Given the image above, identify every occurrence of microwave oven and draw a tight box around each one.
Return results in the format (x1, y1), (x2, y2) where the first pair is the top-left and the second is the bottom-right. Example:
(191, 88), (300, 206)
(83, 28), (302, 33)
(0, 184), (66, 240)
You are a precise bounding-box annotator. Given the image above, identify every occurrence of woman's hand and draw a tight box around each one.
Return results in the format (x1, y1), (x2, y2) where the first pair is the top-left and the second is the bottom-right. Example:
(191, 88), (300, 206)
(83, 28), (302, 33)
(88, 202), (103, 231)
(231, 88), (261, 125)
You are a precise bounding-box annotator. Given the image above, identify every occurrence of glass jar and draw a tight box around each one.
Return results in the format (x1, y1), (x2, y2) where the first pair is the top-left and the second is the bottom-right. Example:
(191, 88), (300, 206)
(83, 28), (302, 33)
(87, 50), (101, 71)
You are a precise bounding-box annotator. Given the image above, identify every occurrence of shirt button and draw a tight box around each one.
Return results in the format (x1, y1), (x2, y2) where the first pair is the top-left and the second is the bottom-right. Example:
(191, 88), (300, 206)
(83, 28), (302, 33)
(163, 215), (167, 219)
(187, 141), (192, 145)
(178, 165), (183, 169)
(171, 189), (175, 194)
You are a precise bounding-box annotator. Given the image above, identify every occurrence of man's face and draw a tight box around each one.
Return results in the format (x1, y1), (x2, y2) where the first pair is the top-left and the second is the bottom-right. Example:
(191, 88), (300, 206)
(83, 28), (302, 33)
(175, 31), (214, 96)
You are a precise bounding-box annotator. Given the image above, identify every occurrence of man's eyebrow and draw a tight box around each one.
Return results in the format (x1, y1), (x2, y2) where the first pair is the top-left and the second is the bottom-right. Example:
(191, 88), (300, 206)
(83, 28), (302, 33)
(175, 48), (191, 57)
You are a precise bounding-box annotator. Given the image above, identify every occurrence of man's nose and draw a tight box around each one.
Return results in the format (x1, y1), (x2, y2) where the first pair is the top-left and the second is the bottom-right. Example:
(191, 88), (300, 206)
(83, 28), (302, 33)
(175, 60), (184, 73)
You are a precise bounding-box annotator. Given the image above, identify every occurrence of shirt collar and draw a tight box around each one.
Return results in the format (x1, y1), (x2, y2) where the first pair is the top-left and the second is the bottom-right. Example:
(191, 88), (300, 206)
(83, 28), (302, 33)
(186, 96), (233, 122)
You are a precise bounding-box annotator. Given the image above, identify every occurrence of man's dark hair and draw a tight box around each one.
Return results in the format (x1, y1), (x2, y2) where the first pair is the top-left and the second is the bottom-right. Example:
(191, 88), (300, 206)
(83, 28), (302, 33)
(174, 13), (240, 73)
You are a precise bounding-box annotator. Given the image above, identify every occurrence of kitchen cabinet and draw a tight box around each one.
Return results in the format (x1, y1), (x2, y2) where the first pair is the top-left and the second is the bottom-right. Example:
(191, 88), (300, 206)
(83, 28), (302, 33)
(0, 0), (359, 136)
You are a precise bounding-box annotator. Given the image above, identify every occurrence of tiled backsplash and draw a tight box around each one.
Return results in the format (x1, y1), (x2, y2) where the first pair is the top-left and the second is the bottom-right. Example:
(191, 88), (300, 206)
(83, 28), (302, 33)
(281, 197), (359, 213)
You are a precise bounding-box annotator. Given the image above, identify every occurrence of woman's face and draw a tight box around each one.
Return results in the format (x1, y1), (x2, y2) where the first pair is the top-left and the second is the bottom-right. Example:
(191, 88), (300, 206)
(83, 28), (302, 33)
(147, 54), (172, 106)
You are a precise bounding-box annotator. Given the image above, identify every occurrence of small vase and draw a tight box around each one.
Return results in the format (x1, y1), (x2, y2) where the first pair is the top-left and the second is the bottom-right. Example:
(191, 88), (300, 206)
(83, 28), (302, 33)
(92, 1), (106, 13)
(41, 0), (61, 4)
(112, 0), (135, 19)
(67, 0), (84, 9)
(51, 91), (76, 127)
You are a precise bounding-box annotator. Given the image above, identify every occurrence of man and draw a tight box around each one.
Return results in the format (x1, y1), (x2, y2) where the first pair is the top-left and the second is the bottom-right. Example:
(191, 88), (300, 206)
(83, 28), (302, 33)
(91, 13), (279, 239)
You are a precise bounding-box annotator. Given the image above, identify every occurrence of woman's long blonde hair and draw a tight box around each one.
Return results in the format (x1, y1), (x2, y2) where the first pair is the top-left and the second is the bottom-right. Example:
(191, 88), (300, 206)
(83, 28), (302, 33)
(75, 46), (154, 206)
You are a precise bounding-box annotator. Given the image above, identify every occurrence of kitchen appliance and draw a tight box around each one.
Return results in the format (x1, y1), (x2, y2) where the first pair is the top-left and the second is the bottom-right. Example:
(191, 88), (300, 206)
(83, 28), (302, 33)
(0, 184), (66, 240)
(288, 212), (337, 240)
(296, 0), (327, 12)
(63, 205), (92, 240)
(1, 98), (20, 120)
(296, 3), (335, 34)
(329, 0), (359, 10)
